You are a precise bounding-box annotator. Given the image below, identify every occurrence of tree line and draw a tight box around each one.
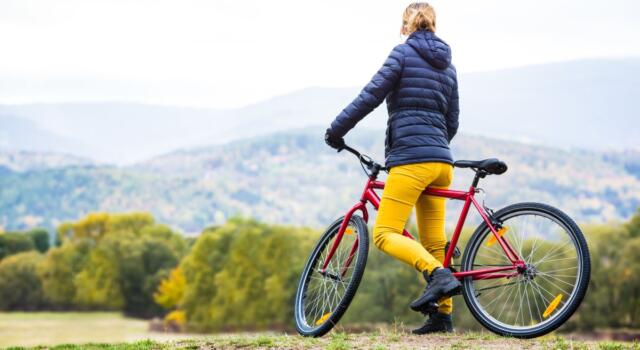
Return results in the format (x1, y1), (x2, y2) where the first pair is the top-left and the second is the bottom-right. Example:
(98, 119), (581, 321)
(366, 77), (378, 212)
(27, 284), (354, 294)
(0, 209), (639, 332)
(0, 213), (187, 315)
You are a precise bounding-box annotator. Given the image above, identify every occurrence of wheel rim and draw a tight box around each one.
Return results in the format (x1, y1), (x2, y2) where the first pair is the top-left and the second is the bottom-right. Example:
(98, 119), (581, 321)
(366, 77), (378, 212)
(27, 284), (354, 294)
(465, 210), (584, 332)
(296, 221), (361, 332)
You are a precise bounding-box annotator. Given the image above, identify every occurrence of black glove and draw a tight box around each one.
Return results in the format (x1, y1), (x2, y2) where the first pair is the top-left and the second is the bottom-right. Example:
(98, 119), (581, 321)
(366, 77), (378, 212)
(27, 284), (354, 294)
(325, 128), (345, 151)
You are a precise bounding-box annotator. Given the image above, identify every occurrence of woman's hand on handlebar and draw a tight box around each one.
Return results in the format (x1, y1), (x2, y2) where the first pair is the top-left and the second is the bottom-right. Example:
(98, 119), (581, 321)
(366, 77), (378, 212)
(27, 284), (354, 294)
(325, 128), (345, 151)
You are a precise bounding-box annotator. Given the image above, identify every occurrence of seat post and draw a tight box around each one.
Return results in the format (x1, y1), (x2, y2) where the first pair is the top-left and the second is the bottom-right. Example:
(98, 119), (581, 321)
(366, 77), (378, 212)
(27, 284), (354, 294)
(471, 170), (487, 187)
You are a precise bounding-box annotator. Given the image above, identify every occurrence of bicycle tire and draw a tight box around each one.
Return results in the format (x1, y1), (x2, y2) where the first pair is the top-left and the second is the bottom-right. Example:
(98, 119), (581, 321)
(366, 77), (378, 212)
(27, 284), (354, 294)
(294, 215), (369, 337)
(461, 202), (590, 338)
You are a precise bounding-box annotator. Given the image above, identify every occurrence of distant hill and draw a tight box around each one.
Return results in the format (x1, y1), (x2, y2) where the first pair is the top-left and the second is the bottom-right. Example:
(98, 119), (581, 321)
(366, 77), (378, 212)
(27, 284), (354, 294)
(0, 104), (222, 163)
(0, 58), (637, 164)
(459, 58), (640, 150)
(1, 128), (638, 233)
(0, 150), (92, 172)
(0, 115), (86, 155)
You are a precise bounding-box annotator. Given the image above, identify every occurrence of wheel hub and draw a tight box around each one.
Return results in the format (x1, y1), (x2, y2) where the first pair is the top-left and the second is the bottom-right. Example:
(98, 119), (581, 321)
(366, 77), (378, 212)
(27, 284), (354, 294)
(318, 269), (342, 282)
(521, 264), (538, 281)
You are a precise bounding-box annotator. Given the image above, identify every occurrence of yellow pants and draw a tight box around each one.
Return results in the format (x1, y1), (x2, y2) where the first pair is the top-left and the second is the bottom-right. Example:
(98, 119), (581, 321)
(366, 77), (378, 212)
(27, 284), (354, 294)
(373, 162), (454, 314)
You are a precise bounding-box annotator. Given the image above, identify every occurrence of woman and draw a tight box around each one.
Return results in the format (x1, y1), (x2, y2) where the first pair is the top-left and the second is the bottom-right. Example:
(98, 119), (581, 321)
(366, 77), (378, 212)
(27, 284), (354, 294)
(325, 3), (461, 334)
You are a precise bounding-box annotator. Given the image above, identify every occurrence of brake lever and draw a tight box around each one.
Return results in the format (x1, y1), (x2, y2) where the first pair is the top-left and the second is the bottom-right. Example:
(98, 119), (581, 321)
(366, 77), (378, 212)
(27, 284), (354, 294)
(358, 154), (374, 168)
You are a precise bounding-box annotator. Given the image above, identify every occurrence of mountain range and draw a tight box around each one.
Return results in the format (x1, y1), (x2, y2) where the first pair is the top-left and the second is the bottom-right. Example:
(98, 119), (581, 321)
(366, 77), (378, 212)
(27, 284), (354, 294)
(0, 58), (638, 233)
(1, 128), (638, 233)
(0, 59), (638, 164)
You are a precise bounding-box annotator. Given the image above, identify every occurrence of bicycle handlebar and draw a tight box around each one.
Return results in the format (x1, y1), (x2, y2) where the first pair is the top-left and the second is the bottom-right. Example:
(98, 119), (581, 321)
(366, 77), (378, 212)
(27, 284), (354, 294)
(340, 144), (387, 174)
(341, 145), (366, 163)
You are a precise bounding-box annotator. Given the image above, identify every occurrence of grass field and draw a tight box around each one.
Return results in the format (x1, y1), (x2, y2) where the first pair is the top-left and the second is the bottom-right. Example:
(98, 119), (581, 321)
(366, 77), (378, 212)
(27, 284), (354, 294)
(0, 313), (638, 350)
(0, 312), (207, 348)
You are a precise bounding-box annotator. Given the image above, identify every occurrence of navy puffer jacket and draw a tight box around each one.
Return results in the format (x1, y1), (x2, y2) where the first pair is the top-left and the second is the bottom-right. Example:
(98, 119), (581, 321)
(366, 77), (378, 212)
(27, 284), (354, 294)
(330, 30), (459, 168)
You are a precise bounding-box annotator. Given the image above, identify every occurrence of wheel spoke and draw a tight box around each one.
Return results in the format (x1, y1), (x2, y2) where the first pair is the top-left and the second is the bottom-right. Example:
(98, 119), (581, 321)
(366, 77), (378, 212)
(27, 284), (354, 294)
(535, 240), (573, 265)
(539, 266), (578, 274)
(529, 281), (543, 322)
(537, 274), (572, 295)
(525, 281), (534, 325)
(496, 279), (518, 321)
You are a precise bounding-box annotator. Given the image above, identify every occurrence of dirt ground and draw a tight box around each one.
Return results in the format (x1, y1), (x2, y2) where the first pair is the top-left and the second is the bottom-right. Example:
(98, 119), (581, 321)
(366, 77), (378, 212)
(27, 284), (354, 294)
(169, 331), (637, 350)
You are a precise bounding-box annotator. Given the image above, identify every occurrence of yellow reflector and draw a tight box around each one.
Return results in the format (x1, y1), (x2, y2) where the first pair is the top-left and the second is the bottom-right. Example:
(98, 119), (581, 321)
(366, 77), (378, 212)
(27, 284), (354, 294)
(486, 227), (508, 247)
(316, 312), (331, 325)
(543, 294), (563, 318)
(345, 228), (354, 235)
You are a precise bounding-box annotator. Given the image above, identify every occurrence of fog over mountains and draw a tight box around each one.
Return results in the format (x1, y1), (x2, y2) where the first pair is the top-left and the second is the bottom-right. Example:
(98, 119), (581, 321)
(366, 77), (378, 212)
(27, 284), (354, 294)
(0, 58), (638, 164)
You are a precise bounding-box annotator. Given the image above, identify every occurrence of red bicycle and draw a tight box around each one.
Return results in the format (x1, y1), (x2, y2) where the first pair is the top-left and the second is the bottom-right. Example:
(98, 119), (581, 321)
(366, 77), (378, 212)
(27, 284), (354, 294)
(294, 145), (590, 338)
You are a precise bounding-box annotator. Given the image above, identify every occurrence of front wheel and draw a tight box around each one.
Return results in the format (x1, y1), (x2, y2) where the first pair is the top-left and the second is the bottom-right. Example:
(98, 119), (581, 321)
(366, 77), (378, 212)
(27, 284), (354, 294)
(294, 215), (369, 337)
(461, 203), (590, 338)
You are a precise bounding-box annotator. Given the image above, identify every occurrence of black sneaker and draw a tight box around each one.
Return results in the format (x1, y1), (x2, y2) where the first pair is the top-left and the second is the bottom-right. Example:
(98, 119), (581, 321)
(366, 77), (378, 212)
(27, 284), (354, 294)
(412, 312), (454, 334)
(409, 268), (462, 313)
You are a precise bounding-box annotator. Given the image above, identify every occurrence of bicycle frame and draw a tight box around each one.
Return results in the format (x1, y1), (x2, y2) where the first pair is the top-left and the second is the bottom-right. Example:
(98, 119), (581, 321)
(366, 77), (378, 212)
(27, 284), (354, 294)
(321, 175), (526, 281)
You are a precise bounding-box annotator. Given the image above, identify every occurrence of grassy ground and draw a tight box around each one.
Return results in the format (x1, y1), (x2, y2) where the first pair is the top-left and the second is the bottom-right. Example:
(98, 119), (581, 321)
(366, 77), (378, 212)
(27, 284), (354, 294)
(0, 313), (638, 350)
(5, 331), (640, 350)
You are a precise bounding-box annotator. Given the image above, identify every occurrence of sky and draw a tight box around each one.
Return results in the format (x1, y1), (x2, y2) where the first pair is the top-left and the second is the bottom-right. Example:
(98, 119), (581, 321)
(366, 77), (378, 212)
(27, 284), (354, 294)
(0, 0), (639, 108)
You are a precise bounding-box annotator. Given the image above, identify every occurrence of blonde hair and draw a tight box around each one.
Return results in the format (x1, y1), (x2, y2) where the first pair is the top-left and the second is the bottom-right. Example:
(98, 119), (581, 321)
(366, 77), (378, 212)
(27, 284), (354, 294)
(402, 2), (436, 35)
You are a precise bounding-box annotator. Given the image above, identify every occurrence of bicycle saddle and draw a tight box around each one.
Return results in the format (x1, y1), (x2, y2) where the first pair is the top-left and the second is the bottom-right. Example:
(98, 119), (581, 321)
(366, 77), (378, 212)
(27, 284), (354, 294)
(453, 158), (508, 175)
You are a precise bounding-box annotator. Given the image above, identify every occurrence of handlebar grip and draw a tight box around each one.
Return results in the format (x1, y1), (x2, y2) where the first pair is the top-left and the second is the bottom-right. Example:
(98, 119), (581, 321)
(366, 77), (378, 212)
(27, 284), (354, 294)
(342, 145), (359, 156)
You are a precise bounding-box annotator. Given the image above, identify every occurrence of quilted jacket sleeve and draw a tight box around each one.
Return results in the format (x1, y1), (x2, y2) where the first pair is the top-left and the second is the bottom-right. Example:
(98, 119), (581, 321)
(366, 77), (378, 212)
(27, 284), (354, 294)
(445, 70), (460, 142)
(330, 45), (405, 138)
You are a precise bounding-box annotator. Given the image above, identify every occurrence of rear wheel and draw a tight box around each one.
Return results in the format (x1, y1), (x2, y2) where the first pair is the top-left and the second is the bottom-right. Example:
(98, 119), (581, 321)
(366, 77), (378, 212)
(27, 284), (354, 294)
(294, 215), (369, 337)
(461, 203), (590, 338)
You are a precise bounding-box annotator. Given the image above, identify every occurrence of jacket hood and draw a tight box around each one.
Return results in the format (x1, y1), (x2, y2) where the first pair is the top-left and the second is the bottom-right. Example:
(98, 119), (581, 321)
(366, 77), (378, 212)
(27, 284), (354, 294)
(406, 30), (452, 70)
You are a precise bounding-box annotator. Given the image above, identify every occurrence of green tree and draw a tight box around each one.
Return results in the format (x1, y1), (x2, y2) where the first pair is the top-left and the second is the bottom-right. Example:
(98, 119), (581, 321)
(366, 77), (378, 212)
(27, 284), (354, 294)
(0, 252), (44, 310)
(107, 212), (155, 237)
(38, 239), (92, 307)
(616, 237), (640, 326)
(74, 238), (124, 309)
(0, 212), (186, 314)
(72, 216), (185, 316)
(0, 233), (35, 259)
(564, 223), (631, 330)
(28, 228), (50, 253)
(178, 218), (316, 331)
(628, 207), (640, 238)
(120, 232), (183, 317)
(57, 212), (155, 243)
(180, 225), (235, 331)
(65, 212), (110, 241)
(55, 222), (74, 246)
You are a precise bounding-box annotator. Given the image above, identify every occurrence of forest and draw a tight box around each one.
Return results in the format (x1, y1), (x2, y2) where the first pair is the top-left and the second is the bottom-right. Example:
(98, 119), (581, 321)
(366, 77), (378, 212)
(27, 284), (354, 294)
(0, 209), (639, 333)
